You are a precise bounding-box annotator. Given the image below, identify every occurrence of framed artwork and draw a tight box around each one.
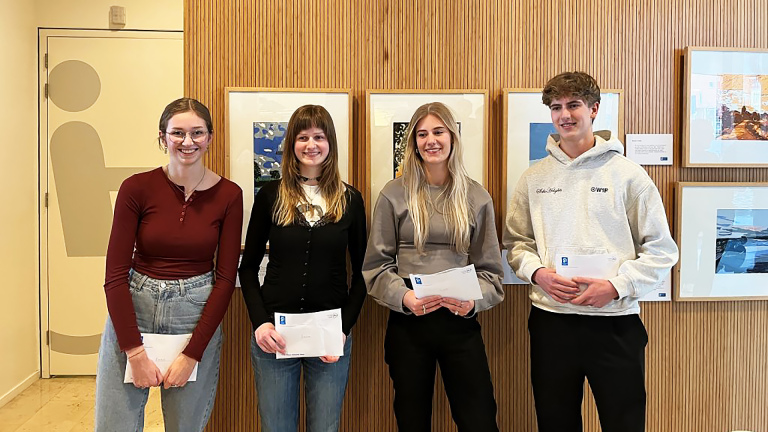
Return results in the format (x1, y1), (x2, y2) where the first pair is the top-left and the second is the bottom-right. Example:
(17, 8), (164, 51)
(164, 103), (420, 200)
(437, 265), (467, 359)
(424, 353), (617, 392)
(225, 87), (352, 245)
(675, 182), (768, 301)
(366, 89), (488, 210)
(683, 47), (768, 167)
(502, 88), (624, 211)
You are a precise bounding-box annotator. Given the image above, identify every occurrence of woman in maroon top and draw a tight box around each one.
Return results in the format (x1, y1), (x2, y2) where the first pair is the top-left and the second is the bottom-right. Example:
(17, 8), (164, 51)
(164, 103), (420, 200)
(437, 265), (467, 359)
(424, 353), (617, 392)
(94, 98), (243, 432)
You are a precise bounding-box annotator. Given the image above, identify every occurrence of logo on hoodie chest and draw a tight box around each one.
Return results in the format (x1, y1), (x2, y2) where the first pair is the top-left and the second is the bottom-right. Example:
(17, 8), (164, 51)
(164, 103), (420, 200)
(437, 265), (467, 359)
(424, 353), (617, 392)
(535, 187), (563, 195)
(590, 187), (609, 193)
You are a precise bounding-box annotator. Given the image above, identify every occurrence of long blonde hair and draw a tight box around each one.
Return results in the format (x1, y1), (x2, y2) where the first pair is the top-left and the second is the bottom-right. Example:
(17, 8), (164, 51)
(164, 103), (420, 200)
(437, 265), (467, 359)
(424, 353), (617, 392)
(401, 102), (473, 254)
(273, 105), (347, 226)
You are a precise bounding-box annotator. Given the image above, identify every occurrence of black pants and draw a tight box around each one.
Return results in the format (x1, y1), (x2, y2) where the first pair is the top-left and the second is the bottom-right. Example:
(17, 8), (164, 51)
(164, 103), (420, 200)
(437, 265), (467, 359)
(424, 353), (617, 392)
(384, 308), (499, 432)
(528, 306), (648, 432)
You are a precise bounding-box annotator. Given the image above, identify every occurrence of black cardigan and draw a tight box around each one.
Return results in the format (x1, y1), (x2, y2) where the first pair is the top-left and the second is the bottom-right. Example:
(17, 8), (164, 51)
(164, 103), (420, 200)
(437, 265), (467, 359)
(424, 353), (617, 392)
(238, 180), (367, 334)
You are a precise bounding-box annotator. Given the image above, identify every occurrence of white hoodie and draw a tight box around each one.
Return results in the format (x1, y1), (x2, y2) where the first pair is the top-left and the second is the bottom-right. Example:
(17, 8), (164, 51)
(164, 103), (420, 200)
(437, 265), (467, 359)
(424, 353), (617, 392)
(503, 131), (679, 316)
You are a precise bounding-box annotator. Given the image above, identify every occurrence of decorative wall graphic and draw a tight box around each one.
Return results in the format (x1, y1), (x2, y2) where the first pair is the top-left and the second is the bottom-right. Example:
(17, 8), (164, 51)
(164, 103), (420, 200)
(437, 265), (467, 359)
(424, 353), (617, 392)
(48, 60), (101, 112)
(253, 121), (287, 196)
(50, 121), (146, 257)
(49, 60), (148, 257)
(44, 32), (180, 367)
(676, 182), (768, 300)
(684, 47), (768, 166)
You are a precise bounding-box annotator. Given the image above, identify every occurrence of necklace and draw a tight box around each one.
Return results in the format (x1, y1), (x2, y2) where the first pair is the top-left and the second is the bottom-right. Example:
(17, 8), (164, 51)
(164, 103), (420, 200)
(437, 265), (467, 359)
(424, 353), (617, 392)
(300, 174), (321, 183)
(298, 184), (324, 221)
(167, 166), (206, 201)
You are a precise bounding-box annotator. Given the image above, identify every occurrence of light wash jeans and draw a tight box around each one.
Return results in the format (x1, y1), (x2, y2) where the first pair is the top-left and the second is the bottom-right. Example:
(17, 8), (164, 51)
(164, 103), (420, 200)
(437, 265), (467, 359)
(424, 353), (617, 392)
(250, 332), (352, 432)
(95, 270), (223, 432)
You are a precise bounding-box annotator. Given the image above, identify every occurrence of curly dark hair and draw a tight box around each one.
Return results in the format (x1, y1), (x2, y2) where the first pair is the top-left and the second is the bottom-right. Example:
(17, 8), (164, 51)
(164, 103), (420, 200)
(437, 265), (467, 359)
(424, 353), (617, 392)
(542, 71), (601, 107)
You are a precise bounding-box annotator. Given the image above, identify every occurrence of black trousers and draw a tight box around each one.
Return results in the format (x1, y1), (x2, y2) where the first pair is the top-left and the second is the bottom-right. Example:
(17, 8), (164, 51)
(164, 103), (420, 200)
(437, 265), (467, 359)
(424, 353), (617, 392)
(528, 306), (648, 432)
(384, 308), (499, 432)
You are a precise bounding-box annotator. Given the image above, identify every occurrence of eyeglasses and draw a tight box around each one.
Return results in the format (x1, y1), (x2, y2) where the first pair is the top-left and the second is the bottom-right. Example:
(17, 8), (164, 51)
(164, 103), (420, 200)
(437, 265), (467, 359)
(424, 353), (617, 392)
(165, 130), (209, 144)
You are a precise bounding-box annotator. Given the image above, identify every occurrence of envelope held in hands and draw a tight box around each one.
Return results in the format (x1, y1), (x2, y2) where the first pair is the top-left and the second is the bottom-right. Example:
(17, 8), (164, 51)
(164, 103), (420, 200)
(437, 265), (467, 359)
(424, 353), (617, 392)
(274, 309), (344, 359)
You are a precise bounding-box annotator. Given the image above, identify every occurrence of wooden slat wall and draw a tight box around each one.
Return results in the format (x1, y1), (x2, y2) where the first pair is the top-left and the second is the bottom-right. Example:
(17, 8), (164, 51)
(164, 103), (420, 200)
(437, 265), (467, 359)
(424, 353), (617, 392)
(186, 0), (768, 430)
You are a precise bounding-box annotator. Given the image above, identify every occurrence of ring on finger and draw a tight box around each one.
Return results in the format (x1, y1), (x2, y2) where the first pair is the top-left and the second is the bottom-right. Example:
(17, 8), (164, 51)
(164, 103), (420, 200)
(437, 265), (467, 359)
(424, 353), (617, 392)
(422, 305), (426, 314)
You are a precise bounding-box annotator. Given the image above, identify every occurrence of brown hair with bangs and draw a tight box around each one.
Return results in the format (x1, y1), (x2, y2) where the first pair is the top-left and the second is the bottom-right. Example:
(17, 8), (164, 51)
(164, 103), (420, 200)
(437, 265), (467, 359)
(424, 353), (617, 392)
(273, 105), (347, 226)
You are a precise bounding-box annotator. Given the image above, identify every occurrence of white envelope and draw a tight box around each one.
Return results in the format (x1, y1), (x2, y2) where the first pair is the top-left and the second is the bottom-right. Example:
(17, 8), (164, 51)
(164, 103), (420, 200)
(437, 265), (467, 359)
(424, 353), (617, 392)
(124, 333), (198, 384)
(555, 254), (620, 288)
(409, 264), (483, 301)
(275, 308), (344, 359)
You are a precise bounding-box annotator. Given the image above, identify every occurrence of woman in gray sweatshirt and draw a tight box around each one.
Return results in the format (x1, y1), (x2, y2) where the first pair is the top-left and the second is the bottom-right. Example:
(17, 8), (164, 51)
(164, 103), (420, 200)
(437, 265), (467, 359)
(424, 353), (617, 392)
(362, 101), (504, 432)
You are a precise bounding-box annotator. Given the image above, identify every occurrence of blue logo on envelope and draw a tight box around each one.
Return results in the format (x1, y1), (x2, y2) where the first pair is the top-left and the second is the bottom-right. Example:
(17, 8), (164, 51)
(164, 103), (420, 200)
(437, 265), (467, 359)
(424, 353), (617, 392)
(415, 277), (422, 284)
(561, 257), (569, 266)
(279, 316), (286, 325)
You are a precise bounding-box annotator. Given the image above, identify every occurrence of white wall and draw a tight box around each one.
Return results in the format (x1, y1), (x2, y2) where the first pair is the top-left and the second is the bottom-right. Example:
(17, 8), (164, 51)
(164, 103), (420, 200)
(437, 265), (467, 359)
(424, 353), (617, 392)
(36, 0), (182, 31)
(0, 0), (42, 406)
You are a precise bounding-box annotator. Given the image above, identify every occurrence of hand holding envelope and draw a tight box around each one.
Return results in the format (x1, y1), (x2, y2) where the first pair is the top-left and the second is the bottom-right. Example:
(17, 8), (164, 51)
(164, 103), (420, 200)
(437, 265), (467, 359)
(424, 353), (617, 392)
(555, 254), (620, 283)
(124, 333), (198, 384)
(274, 309), (344, 359)
(555, 254), (621, 308)
(409, 264), (483, 301)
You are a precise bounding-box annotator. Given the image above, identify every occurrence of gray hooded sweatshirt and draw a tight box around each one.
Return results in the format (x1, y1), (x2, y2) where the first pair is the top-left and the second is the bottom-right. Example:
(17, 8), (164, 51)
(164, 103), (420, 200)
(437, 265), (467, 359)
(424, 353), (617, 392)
(503, 131), (679, 316)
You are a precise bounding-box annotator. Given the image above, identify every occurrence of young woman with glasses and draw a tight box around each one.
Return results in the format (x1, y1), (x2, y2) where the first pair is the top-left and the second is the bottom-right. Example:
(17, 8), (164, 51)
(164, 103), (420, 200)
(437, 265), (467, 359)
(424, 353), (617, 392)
(95, 97), (243, 431)
(363, 102), (504, 432)
(238, 104), (367, 432)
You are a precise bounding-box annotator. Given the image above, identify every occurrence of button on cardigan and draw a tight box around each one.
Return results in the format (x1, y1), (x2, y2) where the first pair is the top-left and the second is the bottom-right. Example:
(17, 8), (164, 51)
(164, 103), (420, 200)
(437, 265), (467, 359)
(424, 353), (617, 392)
(238, 180), (367, 335)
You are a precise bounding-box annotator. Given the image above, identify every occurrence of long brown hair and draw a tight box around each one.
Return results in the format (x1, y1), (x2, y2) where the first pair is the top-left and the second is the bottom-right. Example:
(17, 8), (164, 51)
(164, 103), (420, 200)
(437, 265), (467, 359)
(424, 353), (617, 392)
(273, 105), (347, 226)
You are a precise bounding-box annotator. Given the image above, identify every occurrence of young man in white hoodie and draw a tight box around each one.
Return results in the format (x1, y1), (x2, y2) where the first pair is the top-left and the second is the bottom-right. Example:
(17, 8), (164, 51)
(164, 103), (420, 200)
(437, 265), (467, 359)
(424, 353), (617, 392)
(503, 71), (679, 432)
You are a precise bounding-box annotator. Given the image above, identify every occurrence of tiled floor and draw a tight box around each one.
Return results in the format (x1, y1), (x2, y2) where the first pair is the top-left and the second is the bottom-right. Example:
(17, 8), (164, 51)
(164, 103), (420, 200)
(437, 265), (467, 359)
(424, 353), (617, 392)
(0, 377), (164, 431)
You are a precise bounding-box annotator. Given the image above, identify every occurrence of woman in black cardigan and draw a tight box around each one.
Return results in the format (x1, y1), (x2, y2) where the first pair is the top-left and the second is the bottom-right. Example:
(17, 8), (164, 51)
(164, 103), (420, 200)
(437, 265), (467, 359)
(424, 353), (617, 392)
(238, 105), (366, 432)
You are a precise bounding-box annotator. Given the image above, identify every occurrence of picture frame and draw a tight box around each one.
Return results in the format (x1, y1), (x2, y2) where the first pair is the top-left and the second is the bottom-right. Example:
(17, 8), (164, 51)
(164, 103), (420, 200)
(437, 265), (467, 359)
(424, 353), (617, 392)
(225, 87), (352, 245)
(683, 47), (768, 167)
(502, 88), (624, 212)
(366, 89), (488, 212)
(675, 182), (768, 301)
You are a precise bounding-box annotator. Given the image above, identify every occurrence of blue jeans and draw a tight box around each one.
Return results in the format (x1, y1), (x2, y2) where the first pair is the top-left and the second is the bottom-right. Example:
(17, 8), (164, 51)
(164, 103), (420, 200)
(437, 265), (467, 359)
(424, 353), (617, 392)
(95, 270), (223, 432)
(250, 332), (352, 432)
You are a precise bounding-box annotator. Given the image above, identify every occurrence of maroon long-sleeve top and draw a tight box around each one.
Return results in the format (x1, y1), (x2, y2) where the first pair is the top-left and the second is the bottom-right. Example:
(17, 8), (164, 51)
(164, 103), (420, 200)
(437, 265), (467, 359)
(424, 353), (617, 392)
(104, 167), (243, 361)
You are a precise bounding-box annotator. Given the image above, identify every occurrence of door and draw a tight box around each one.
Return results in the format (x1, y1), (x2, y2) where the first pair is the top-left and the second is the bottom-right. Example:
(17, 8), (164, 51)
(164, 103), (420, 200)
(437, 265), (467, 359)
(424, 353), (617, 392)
(40, 29), (183, 375)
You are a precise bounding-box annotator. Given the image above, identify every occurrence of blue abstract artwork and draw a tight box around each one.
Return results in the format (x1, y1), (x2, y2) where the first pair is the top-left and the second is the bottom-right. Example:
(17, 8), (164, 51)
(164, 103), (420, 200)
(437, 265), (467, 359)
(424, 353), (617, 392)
(715, 208), (768, 274)
(253, 121), (288, 196)
(529, 123), (556, 166)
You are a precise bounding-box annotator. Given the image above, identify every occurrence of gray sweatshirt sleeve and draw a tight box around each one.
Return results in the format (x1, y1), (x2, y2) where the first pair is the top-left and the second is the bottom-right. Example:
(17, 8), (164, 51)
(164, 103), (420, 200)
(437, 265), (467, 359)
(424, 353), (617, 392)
(502, 180), (545, 283)
(362, 193), (410, 313)
(609, 183), (679, 299)
(469, 195), (505, 313)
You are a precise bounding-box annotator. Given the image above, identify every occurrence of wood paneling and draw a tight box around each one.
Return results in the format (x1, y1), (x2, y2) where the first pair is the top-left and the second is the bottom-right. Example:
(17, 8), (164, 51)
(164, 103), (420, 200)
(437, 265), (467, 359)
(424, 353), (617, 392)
(186, 0), (768, 430)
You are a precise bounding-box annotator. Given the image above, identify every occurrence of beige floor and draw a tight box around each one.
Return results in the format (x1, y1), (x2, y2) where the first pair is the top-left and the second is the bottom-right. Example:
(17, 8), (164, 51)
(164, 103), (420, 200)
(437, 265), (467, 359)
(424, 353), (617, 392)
(0, 377), (165, 432)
